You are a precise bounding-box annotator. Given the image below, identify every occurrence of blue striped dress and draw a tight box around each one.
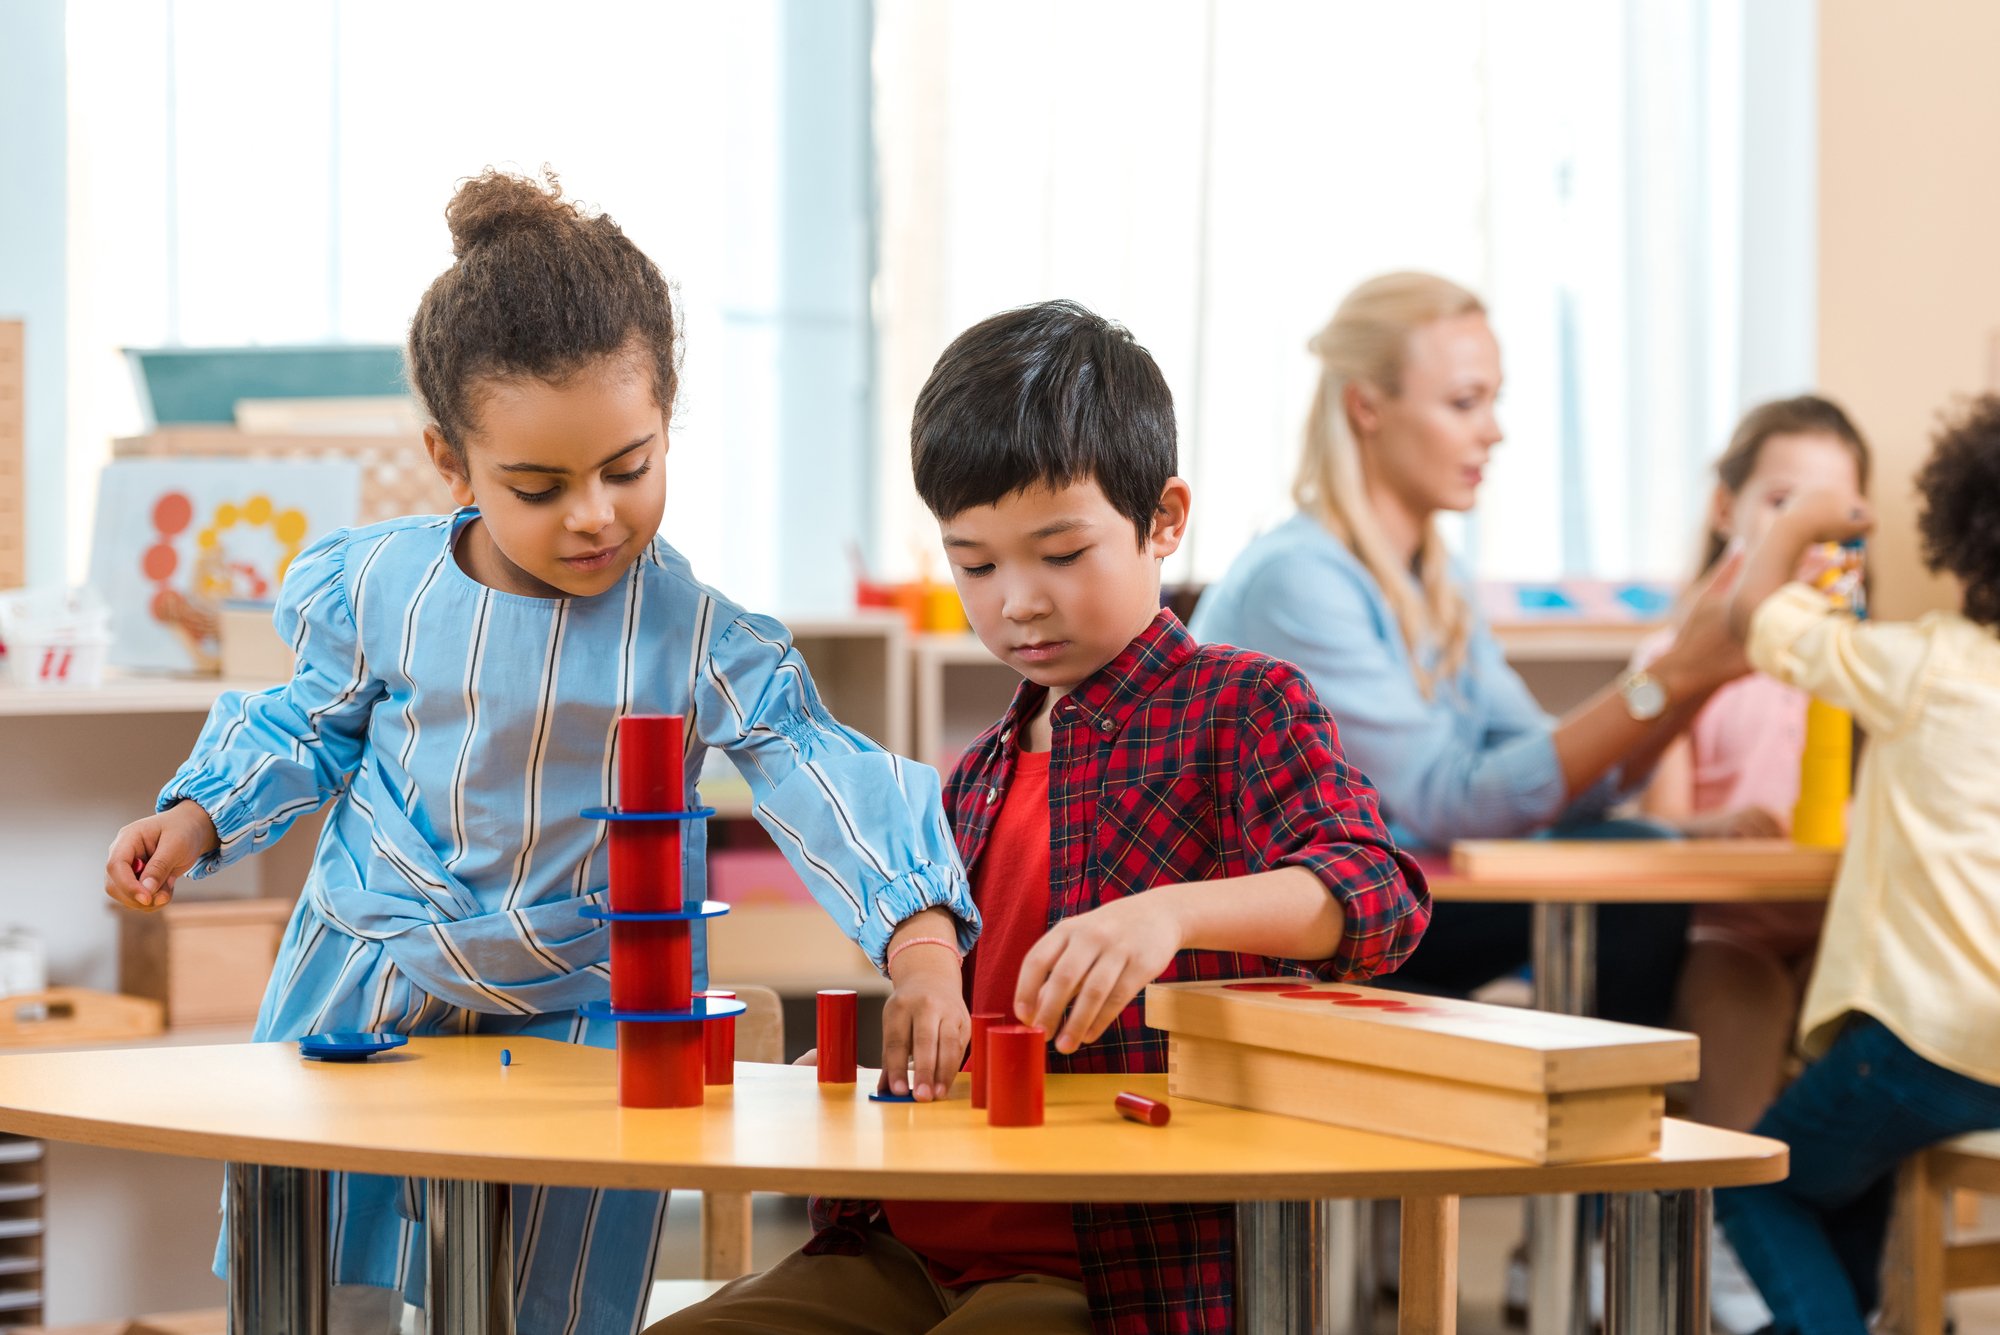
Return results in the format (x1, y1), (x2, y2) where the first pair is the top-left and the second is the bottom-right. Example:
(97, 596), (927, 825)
(161, 509), (977, 1335)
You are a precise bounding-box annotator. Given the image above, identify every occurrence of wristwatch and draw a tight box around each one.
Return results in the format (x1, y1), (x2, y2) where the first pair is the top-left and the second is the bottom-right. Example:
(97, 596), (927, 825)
(1618, 669), (1669, 722)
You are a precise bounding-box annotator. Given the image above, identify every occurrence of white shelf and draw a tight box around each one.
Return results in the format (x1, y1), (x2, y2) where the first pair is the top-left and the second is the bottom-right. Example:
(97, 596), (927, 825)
(0, 670), (279, 718)
(1492, 622), (1660, 663)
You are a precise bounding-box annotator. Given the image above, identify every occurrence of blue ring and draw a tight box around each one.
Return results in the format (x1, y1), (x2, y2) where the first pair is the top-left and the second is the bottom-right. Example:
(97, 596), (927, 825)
(581, 997), (748, 1025)
(580, 901), (731, 923)
(579, 805), (717, 824)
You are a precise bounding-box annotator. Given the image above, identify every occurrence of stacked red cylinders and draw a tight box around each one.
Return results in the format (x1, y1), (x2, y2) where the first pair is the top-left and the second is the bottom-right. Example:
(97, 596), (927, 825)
(817, 989), (857, 1084)
(968, 1011), (1007, 1110)
(986, 1024), (1046, 1127)
(699, 990), (737, 1085)
(610, 715), (701, 1108)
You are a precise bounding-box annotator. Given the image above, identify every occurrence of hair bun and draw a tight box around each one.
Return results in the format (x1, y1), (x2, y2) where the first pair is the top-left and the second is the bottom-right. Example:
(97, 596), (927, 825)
(444, 167), (579, 258)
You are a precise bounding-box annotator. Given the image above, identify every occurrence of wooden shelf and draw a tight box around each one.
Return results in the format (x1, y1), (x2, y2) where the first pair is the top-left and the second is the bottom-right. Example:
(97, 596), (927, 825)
(1489, 622), (1662, 663)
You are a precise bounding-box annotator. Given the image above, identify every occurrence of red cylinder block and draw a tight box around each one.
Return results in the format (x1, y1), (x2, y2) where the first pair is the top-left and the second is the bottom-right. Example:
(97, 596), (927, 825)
(968, 1011), (1007, 1110)
(1115, 1091), (1171, 1127)
(986, 1025), (1046, 1127)
(618, 1021), (704, 1108)
(817, 989), (858, 1084)
(610, 716), (686, 914)
(700, 990), (737, 1085)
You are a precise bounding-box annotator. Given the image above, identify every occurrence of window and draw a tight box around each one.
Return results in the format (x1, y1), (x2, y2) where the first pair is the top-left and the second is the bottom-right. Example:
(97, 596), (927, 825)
(871, 0), (1813, 587)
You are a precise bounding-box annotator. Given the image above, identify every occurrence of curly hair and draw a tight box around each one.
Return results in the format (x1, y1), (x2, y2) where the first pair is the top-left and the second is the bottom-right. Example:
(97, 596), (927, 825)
(406, 168), (681, 457)
(1917, 394), (2000, 629)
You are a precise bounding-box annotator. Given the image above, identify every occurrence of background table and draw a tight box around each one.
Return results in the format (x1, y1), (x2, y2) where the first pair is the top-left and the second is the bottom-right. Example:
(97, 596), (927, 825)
(0, 1037), (1784, 1335)
(1429, 839), (1837, 1335)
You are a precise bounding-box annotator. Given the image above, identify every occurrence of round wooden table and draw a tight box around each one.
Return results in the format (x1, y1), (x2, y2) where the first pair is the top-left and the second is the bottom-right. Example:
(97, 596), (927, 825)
(0, 1037), (1786, 1335)
(1428, 839), (1836, 1335)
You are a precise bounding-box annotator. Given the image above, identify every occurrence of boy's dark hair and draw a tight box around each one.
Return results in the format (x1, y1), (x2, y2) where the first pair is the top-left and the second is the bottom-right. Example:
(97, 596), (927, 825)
(407, 168), (681, 456)
(1917, 394), (2000, 630)
(911, 300), (1176, 544)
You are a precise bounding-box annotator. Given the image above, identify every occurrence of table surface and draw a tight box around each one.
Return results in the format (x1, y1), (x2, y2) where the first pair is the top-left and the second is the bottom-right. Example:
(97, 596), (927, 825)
(0, 1037), (1785, 1202)
(1428, 839), (1840, 903)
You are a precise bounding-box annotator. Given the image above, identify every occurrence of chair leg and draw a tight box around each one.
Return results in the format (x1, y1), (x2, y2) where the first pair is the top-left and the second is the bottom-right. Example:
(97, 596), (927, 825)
(699, 1190), (755, 1280)
(1398, 1194), (1458, 1335)
(1883, 1154), (1947, 1335)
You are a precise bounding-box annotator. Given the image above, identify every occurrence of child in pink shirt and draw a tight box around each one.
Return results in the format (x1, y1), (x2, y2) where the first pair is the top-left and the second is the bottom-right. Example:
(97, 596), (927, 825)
(1635, 395), (1872, 1131)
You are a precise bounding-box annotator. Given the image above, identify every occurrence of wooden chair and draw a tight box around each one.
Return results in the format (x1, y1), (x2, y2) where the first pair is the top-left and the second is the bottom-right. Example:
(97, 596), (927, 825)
(695, 984), (785, 1280)
(1884, 1130), (2000, 1332)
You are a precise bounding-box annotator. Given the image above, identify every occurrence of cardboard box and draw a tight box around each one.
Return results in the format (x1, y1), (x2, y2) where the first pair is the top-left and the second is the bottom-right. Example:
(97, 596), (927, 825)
(117, 899), (293, 1028)
(217, 603), (294, 683)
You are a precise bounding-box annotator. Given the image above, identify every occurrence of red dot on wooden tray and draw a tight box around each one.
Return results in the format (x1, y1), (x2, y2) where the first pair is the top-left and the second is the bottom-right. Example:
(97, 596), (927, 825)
(1224, 982), (1309, 992)
(1278, 990), (1362, 1001)
(1333, 998), (1408, 1007)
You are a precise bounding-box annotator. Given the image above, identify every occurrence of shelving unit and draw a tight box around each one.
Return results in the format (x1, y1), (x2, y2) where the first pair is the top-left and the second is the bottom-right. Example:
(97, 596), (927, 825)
(0, 1135), (43, 1331)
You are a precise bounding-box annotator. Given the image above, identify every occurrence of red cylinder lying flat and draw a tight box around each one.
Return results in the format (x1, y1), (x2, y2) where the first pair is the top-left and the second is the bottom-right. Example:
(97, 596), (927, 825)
(1114, 1090), (1171, 1127)
(700, 990), (737, 1085)
(817, 989), (857, 1084)
(967, 1012), (1007, 1109)
(985, 1024), (1046, 1127)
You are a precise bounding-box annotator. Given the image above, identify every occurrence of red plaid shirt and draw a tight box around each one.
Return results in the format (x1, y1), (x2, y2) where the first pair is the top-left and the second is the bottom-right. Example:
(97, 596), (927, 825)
(812, 610), (1428, 1333)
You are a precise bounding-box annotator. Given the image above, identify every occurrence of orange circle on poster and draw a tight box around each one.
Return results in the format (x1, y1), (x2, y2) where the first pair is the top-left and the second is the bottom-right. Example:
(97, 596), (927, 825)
(149, 588), (176, 620)
(153, 492), (194, 536)
(142, 543), (178, 582)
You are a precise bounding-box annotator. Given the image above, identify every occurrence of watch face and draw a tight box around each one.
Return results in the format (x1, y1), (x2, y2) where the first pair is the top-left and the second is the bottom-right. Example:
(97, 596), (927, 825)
(1625, 674), (1667, 720)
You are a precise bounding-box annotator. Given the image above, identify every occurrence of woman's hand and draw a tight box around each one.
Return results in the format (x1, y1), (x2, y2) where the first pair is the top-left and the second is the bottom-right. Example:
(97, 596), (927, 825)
(1655, 546), (1753, 698)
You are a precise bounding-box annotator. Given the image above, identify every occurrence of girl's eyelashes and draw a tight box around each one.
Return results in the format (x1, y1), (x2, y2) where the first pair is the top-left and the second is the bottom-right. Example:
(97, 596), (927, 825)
(1045, 549), (1086, 566)
(508, 460), (652, 504)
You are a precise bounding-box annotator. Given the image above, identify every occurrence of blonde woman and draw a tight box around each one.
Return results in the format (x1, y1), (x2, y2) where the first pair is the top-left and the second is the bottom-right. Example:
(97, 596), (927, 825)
(1190, 271), (1749, 1027)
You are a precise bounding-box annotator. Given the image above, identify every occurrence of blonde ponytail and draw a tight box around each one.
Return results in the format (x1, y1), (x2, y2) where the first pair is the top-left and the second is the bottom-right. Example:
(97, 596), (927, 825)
(1294, 271), (1482, 697)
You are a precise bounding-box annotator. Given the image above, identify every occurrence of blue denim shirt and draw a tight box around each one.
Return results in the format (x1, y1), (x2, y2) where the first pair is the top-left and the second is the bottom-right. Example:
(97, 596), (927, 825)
(1190, 513), (1619, 851)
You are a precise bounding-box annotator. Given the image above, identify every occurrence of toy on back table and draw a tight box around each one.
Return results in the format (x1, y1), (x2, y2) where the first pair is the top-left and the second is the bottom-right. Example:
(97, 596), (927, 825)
(580, 714), (745, 1108)
(1793, 538), (1866, 849)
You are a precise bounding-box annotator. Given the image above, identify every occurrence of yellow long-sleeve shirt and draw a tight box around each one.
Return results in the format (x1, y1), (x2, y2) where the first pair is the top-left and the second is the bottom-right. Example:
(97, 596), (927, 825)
(1750, 582), (2000, 1081)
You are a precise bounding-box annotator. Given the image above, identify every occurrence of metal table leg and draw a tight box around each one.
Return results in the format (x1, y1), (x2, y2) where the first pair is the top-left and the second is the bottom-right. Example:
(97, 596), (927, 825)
(1604, 1189), (1709, 1335)
(225, 1162), (327, 1335)
(1529, 902), (1596, 1335)
(1237, 1199), (1375, 1333)
(426, 1178), (515, 1335)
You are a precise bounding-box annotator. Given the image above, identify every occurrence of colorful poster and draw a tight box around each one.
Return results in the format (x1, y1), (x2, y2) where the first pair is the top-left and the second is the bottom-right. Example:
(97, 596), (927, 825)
(88, 458), (361, 673)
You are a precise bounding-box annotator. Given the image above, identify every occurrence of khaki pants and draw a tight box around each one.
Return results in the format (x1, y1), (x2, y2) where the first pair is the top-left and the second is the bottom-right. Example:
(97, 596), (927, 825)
(645, 1226), (1092, 1335)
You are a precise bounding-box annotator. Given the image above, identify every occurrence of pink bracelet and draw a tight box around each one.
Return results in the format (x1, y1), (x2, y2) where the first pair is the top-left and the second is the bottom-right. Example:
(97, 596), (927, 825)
(886, 935), (963, 976)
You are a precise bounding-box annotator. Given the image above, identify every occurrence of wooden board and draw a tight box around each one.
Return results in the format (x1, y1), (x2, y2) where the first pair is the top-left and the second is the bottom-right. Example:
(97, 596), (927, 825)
(1450, 839), (1839, 885)
(1167, 1034), (1662, 1165)
(1144, 980), (1697, 1094)
(0, 1039), (1787, 1202)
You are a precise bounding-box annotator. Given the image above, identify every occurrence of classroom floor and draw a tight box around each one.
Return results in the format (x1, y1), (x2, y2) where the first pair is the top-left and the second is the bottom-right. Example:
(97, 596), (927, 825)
(650, 1191), (2000, 1333)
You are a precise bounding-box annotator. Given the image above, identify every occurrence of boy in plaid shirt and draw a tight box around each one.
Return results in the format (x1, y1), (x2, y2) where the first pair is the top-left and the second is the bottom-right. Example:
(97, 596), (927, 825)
(653, 302), (1428, 1334)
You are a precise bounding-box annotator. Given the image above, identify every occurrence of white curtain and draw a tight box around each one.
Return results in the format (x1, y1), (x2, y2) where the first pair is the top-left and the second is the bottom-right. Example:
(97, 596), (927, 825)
(873, 0), (1787, 587)
(66, 0), (791, 601)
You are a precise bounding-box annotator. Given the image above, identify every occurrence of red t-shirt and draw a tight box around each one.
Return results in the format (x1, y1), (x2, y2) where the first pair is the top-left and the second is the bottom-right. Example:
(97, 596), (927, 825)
(880, 746), (1082, 1286)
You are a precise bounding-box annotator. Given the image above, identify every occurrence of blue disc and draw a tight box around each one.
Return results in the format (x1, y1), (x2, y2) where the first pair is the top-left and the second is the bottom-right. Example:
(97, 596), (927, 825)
(579, 900), (731, 923)
(578, 805), (717, 824)
(299, 1032), (408, 1062)
(579, 996), (749, 1025)
(868, 1090), (918, 1103)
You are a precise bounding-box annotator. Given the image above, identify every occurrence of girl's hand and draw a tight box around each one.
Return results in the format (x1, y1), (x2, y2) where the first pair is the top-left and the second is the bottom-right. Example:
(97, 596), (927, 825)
(1679, 806), (1784, 840)
(1015, 894), (1184, 1055)
(104, 800), (219, 910)
(879, 946), (968, 1101)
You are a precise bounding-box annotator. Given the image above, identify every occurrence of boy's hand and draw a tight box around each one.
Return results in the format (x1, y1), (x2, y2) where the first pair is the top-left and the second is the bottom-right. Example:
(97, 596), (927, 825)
(1016, 894), (1184, 1055)
(879, 945), (968, 1100)
(104, 801), (218, 911)
(1780, 490), (1874, 546)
